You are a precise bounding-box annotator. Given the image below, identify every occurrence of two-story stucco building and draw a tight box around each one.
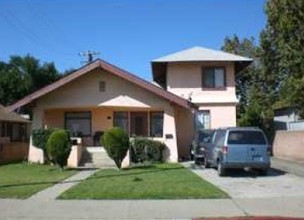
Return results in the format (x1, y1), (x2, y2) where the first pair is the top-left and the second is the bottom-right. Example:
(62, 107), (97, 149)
(7, 46), (251, 167)
(152, 46), (252, 129)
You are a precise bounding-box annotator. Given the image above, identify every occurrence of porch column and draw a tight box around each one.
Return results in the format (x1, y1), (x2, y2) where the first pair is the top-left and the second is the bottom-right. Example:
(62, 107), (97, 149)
(28, 106), (45, 164)
(163, 105), (178, 162)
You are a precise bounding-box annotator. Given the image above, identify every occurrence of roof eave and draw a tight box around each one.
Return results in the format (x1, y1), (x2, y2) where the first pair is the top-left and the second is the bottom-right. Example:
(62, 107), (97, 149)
(8, 59), (193, 112)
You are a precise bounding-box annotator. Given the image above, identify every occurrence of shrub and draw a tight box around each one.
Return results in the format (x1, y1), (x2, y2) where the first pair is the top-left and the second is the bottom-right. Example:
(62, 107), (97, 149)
(46, 129), (71, 170)
(32, 128), (55, 163)
(101, 127), (129, 170)
(130, 138), (166, 164)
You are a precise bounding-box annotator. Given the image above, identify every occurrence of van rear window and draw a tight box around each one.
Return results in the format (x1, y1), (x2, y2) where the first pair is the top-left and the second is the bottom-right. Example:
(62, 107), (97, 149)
(228, 130), (267, 145)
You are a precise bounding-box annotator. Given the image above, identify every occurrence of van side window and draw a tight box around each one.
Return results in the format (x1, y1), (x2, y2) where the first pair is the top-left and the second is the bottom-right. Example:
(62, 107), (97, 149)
(218, 130), (226, 146)
(214, 130), (225, 145)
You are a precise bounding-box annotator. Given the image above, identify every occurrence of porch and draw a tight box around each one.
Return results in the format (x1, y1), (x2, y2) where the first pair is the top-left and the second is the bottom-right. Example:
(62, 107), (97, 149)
(29, 105), (180, 167)
(0, 121), (30, 163)
(44, 107), (166, 147)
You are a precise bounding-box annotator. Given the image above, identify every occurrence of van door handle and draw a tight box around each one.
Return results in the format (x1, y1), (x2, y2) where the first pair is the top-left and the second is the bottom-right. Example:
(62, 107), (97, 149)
(251, 148), (255, 151)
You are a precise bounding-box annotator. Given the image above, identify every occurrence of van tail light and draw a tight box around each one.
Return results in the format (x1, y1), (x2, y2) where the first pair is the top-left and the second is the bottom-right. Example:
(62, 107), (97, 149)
(221, 146), (228, 154)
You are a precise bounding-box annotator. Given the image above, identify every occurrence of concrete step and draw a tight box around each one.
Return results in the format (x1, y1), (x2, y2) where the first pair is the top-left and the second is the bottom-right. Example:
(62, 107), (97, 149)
(81, 147), (116, 169)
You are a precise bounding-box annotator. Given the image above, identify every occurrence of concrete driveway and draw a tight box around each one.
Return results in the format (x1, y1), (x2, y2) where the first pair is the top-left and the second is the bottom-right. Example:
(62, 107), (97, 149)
(185, 162), (304, 199)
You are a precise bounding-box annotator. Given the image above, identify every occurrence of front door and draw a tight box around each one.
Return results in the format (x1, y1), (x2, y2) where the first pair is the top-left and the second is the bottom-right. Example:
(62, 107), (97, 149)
(130, 112), (148, 137)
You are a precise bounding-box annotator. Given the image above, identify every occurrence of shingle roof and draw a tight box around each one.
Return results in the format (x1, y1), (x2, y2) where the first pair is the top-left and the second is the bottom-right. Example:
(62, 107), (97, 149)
(7, 59), (195, 111)
(0, 105), (29, 123)
(152, 46), (253, 62)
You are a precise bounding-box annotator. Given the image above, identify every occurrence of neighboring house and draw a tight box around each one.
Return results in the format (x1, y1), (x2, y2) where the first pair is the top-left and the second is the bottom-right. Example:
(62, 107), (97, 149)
(7, 46), (251, 166)
(0, 104), (30, 163)
(274, 106), (304, 131)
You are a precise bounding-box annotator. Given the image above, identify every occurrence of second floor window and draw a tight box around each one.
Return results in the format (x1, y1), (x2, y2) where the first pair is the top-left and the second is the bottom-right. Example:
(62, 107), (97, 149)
(202, 67), (226, 89)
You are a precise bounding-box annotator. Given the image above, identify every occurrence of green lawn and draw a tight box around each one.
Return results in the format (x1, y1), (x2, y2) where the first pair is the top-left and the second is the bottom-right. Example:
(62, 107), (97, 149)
(0, 162), (77, 199)
(59, 163), (227, 199)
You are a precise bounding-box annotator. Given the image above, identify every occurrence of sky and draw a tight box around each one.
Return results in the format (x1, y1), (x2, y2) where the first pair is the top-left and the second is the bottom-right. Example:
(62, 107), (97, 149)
(0, 0), (266, 81)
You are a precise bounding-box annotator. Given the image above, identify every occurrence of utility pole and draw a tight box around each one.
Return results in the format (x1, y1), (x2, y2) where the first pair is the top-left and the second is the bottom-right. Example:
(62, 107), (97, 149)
(79, 50), (100, 64)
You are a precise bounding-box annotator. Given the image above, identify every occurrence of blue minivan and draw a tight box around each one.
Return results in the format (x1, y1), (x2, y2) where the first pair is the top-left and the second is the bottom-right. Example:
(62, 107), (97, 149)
(205, 127), (271, 176)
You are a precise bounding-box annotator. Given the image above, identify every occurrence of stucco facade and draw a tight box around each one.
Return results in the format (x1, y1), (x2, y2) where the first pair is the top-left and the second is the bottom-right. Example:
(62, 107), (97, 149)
(166, 62), (237, 129)
(273, 130), (304, 161)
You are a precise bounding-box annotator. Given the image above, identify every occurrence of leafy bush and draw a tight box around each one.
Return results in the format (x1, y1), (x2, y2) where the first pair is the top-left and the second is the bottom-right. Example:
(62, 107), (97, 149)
(32, 128), (55, 163)
(130, 138), (166, 164)
(101, 127), (129, 170)
(46, 129), (71, 170)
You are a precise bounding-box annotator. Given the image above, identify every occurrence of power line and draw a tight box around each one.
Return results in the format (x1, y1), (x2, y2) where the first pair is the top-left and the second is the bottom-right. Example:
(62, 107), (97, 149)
(24, 0), (82, 52)
(0, 9), (79, 62)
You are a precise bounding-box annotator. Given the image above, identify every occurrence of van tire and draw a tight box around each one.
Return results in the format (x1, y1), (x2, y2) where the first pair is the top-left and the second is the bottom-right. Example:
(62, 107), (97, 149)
(204, 159), (210, 168)
(217, 161), (226, 176)
(194, 158), (201, 165)
(259, 169), (268, 176)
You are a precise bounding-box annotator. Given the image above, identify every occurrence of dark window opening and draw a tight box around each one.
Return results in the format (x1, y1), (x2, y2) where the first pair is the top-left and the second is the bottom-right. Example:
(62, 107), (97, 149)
(130, 112), (148, 137)
(113, 112), (129, 134)
(65, 112), (91, 137)
(150, 112), (164, 137)
(0, 122), (28, 142)
(99, 81), (106, 92)
(202, 67), (226, 88)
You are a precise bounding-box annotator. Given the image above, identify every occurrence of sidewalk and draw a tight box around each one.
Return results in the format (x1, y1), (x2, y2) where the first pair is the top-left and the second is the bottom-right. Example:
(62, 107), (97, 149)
(1, 197), (304, 219)
(271, 157), (304, 177)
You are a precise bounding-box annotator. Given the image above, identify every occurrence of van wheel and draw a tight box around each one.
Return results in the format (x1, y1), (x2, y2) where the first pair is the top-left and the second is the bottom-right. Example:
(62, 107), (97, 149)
(217, 161), (226, 176)
(204, 159), (210, 168)
(259, 169), (268, 176)
(194, 158), (201, 165)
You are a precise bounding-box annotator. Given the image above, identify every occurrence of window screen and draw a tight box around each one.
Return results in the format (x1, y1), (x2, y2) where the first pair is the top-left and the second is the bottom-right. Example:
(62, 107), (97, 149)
(65, 112), (91, 136)
(150, 112), (164, 137)
(113, 112), (129, 134)
(202, 67), (225, 88)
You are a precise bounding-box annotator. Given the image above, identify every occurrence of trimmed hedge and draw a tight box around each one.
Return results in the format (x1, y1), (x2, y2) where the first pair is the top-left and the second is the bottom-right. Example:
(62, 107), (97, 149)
(101, 127), (129, 170)
(46, 129), (71, 170)
(130, 138), (166, 164)
(32, 128), (55, 163)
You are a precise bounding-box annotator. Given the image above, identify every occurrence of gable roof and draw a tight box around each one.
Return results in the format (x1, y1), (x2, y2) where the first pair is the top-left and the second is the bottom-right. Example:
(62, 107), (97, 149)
(151, 46), (253, 85)
(7, 59), (195, 111)
(152, 46), (253, 62)
(0, 104), (29, 123)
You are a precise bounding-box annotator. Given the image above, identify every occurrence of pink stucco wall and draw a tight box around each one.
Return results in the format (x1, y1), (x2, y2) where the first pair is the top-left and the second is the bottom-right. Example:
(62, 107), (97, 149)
(198, 104), (236, 129)
(166, 61), (237, 129)
(273, 130), (304, 161)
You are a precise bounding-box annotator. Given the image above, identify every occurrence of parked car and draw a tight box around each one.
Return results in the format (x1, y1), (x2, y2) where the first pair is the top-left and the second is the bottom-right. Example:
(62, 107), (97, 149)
(190, 129), (215, 165)
(205, 127), (271, 176)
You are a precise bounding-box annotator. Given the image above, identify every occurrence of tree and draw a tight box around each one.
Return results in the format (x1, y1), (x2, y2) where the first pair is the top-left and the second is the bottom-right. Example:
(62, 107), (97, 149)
(0, 55), (59, 106)
(101, 127), (129, 170)
(221, 35), (276, 142)
(221, 35), (264, 121)
(47, 129), (71, 170)
(263, 0), (304, 118)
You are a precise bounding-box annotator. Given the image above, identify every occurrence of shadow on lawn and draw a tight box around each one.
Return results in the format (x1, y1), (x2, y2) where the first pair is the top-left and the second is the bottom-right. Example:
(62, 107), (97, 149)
(0, 165), (183, 189)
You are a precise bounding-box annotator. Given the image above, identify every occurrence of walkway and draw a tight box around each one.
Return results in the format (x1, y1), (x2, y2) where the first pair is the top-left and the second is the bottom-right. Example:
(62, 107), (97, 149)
(28, 169), (98, 201)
